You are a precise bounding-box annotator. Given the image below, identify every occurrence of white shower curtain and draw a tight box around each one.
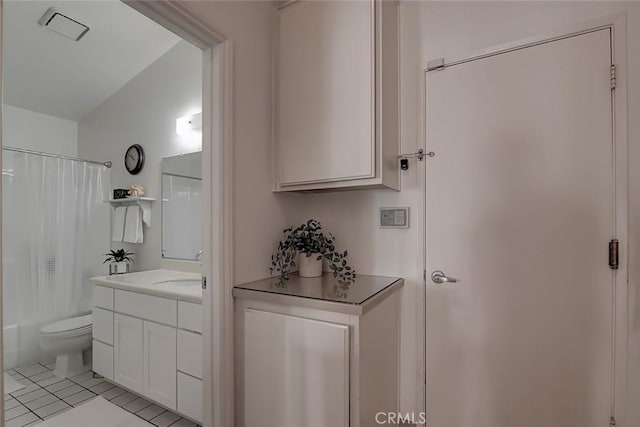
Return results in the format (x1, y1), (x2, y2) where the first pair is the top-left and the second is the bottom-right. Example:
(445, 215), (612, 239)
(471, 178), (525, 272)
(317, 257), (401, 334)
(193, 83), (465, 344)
(2, 151), (110, 368)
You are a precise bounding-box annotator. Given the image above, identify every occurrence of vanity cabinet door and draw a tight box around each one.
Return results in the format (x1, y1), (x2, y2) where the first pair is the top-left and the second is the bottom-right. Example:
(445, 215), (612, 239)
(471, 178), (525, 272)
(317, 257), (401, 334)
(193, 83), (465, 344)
(243, 309), (350, 427)
(276, 0), (374, 187)
(143, 321), (177, 410)
(274, 0), (399, 192)
(113, 314), (143, 393)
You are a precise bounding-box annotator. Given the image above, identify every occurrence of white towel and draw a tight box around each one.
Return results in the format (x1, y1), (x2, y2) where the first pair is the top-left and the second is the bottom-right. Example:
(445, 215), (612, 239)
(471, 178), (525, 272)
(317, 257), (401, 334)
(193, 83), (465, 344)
(123, 206), (144, 244)
(112, 207), (127, 242)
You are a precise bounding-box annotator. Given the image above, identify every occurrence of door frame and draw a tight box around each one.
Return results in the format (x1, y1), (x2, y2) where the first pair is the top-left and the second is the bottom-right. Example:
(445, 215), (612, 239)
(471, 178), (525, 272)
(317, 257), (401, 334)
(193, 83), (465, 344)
(420, 14), (629, 427)
(123, 2), (235, 426)
(0, 1), (236, 426)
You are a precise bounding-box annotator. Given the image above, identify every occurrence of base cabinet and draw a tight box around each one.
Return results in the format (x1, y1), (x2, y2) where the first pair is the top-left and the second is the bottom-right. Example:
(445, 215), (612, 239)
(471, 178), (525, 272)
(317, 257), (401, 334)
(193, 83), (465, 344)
(235, 289), (401, 427)
(92, 286), (202, 423)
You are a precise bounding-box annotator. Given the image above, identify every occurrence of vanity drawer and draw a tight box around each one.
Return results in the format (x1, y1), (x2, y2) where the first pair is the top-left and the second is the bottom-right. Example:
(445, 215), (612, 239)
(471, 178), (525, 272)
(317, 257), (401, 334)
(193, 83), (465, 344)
(115, 290), (177, 326)
(177, 372), (203, 422)
(93, 340), (113, 380)
(178, 301), (202, 333)
(93, 286), (114, 310)
(93, 307), (114, 345)
(177, 330), (202, 379)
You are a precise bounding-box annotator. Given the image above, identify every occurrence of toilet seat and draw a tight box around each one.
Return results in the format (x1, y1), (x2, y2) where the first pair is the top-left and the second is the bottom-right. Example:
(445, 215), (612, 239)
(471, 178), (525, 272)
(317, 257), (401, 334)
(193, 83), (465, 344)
(40, 314), (92, 337)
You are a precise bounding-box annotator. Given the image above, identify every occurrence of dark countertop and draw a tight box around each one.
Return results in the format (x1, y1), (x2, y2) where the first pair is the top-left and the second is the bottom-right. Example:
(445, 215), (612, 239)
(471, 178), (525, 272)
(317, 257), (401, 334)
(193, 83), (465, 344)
(233, 273), (403, 315)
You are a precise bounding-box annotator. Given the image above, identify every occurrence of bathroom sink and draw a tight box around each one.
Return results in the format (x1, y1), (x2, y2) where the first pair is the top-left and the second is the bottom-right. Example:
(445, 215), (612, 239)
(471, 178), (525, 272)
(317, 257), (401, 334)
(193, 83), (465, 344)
(153, 279), (201, 287)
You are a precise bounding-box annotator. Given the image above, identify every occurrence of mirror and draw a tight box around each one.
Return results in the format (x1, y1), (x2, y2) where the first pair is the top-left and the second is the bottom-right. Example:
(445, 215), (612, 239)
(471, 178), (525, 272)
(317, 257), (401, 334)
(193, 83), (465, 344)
(161, 152), (202, 260)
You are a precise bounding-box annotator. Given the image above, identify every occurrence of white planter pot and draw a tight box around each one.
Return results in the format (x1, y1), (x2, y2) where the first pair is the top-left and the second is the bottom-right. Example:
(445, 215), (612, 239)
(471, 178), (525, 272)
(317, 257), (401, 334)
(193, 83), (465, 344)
(109, 262), (130, 275)
(298, 253), (323, 278)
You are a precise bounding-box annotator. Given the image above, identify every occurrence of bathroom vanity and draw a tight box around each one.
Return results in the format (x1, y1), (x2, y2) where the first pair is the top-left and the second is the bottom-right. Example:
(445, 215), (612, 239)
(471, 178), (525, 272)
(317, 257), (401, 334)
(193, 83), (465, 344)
(234, 273), (403, 427)
(90, 270), (203, 423)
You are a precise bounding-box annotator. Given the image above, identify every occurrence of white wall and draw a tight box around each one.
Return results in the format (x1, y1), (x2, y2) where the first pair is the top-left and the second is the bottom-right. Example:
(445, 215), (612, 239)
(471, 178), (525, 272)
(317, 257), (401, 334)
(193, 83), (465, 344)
(184, 0), (295, 286)
(2, 104), (77, 156)
(78, 40), (203, 272)
(279, 0), (640, 420)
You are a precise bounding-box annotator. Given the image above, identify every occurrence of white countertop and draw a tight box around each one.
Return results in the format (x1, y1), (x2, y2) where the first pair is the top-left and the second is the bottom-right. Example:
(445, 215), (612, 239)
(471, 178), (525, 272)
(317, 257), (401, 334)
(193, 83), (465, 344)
(91, 269), (203, 303)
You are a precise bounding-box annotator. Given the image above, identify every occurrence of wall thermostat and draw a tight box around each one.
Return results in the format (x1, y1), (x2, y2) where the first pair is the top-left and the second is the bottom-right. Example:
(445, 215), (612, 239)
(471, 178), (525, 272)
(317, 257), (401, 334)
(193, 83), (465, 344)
(379, 207), (409, 229)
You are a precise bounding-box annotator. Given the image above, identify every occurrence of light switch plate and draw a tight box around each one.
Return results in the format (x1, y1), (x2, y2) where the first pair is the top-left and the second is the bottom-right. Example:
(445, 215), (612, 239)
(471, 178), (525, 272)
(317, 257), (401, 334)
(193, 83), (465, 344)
(379, 207), (409, 229)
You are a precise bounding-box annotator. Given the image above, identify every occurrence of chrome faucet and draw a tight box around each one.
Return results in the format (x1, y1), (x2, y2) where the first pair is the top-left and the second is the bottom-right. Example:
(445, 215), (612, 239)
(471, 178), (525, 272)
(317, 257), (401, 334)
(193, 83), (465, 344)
(195, 250), (203, 261)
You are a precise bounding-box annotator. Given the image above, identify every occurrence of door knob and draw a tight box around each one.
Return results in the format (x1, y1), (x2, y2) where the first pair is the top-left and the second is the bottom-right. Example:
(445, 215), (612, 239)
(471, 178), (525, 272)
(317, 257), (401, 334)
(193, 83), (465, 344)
(431, 270), (459, 284)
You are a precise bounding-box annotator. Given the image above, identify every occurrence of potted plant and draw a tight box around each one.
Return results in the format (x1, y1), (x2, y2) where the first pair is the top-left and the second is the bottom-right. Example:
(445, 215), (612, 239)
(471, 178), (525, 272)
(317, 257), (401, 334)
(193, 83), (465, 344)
(104, 249), (135, 275)
(270, 219), (355, 283)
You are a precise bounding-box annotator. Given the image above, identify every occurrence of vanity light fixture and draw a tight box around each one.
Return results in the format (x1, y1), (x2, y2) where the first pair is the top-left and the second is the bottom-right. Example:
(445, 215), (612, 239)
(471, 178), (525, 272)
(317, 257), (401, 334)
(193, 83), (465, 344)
(176, 112), (202, 136)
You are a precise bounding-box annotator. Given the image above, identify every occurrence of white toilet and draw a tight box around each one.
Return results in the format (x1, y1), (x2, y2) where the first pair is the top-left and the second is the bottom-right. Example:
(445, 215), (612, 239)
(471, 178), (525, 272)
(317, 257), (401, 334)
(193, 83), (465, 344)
(39, 314), (93, 378)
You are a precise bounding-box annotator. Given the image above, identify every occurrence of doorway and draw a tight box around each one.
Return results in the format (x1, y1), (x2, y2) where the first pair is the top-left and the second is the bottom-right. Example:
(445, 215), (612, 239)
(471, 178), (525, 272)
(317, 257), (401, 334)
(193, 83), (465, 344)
(424, 27), (624, 426)
(0, 1), (233, 426)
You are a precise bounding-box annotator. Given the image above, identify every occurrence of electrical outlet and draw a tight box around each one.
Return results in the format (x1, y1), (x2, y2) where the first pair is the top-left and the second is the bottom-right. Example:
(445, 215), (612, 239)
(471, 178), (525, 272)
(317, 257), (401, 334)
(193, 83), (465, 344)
(379, 207), (409, 228)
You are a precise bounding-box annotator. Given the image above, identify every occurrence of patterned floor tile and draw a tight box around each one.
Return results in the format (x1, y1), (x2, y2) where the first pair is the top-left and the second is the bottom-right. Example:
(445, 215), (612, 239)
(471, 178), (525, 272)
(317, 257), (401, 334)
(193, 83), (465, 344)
(34, 399), (70, 419)
(5, 412), (39, 427)
(45, 379), (74, 393)
(136, 404), (166, 421)
(150, 410), (181, 427)
(62, 389), (96, 406)
(4, 366), (194, 425)
(123, 397), (152, 414)
(4, 403), (30, 421)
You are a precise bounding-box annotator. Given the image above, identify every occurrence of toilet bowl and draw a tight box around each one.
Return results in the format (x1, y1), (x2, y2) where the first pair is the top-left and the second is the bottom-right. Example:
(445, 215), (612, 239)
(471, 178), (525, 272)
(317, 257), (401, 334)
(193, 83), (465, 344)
(39, 314), (93, 378)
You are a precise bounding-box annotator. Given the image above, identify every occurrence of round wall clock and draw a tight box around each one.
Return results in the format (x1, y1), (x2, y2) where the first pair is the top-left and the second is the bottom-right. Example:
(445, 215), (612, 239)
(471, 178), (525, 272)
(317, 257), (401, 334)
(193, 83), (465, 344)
(124, 144), (145, 175)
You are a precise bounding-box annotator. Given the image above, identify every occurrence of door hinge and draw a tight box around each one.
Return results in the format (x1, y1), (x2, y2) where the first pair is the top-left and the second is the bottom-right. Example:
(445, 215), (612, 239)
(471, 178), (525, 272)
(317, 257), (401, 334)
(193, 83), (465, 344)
(611, 64), (617, 91)
(610, 416), (616, 426)
(609, 239), (619, 270)
(202, 276), (207, 290)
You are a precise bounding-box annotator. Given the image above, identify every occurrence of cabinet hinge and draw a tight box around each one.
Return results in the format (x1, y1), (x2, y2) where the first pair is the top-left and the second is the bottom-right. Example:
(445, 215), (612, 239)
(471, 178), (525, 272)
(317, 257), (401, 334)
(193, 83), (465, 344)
(609, 239), (619, 270)
(427, 58), (445, 72)
(611, 64), (617, 91)
(202, 276), (207, 290)
(423, 269), (427, 282)
(610, 416), (616, 427)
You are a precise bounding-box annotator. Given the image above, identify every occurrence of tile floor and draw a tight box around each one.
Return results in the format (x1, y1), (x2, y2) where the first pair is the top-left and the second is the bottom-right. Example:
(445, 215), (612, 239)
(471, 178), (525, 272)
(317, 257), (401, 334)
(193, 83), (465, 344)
(4, 363), (201, 427)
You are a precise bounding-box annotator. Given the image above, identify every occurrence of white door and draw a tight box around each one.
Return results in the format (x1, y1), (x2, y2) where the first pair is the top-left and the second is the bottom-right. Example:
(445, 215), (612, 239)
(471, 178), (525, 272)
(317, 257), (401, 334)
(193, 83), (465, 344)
(243, 309), (349, 427)
(143, 321), (177, 409)
(114, 314), (143, 393)
(425, 29), (615, 427)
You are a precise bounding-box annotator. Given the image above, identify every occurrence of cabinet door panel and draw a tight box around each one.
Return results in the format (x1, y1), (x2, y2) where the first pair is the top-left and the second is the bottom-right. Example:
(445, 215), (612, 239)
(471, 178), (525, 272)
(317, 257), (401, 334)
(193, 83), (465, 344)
(92, 340), (113, 380)
(93, 307), (113, 345)
(143, 321), (177, 409)
(177, 330), (202, 379)
(113, 314), (143, 393)
(177, 372), (203, 422)
(277, 0), (374, 185)
(243, 309), (349, 427)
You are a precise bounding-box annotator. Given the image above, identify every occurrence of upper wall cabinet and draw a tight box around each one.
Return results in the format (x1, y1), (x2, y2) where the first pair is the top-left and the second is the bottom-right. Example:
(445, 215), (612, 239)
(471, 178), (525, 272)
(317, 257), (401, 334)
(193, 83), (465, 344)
(274, 0), (399, 192)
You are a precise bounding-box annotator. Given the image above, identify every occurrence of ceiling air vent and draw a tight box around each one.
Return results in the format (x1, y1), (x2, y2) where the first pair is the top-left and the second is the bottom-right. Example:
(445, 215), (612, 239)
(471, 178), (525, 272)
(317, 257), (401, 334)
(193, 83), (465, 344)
(39, 8), (90, 41)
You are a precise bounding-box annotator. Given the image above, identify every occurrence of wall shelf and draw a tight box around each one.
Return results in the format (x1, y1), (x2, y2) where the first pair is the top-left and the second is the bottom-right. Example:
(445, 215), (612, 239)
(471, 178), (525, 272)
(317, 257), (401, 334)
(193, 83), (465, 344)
(108, 197), (155, 227)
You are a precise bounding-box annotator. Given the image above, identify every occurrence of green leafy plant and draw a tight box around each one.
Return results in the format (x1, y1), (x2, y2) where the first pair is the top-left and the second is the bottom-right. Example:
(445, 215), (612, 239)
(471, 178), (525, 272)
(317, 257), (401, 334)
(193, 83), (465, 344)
(103, 249), (135, 264)
(270, 219), (355, 283)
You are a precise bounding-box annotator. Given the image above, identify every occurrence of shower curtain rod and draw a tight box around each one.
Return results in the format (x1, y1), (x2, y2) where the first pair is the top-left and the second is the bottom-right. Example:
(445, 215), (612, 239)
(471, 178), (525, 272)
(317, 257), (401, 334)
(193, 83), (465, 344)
(2, 146), (112, 168)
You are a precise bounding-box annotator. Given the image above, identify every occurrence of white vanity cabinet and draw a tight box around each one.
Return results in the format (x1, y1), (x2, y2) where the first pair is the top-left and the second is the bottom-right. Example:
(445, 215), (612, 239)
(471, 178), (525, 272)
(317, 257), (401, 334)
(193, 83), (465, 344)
(274, 0), (399, 192)
(91, 284), (203, 423)
(234, 274), (403, 427)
